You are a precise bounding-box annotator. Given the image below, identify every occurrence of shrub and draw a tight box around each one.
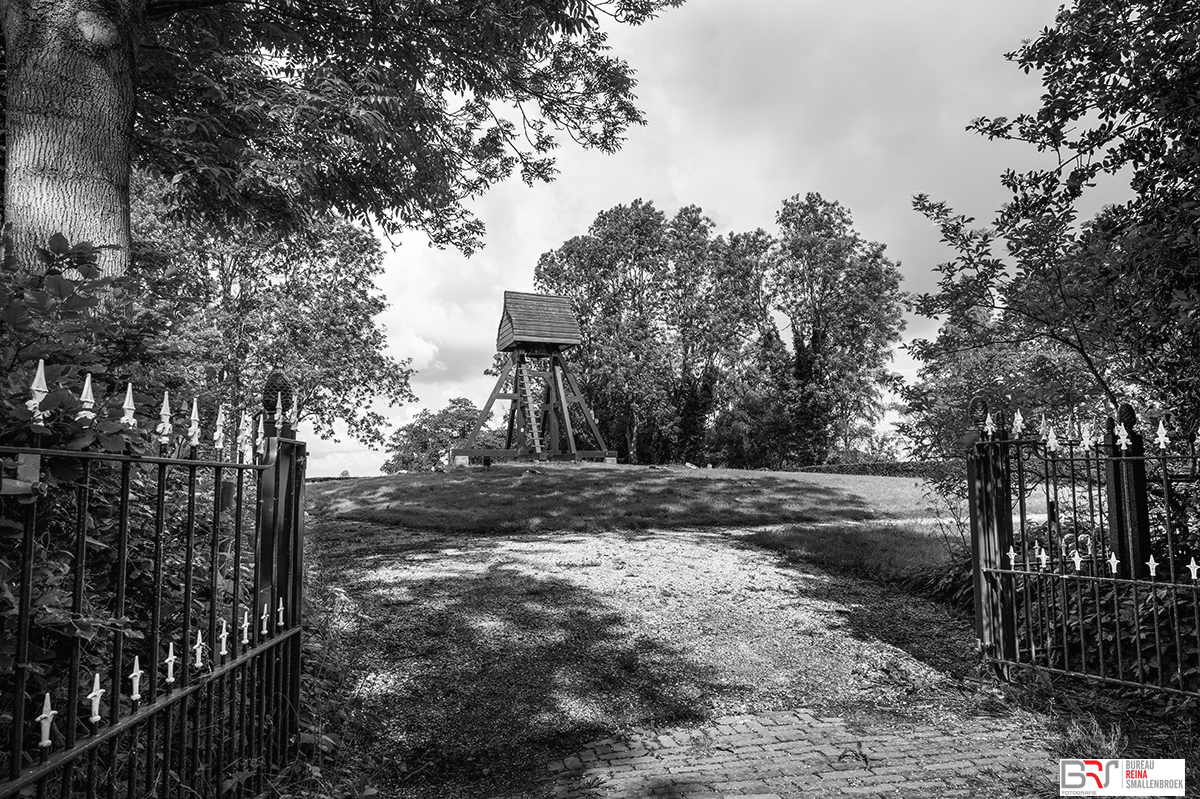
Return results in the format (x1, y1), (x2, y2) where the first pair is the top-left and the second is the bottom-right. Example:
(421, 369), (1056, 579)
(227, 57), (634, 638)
(796, 460), (959, 479)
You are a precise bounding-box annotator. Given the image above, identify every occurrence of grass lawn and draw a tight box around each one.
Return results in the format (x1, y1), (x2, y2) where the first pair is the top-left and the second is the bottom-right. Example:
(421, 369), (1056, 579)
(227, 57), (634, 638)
(307, 462), (958, 580)
(299, 462), (1200, 799)
(297, 463), (999, 797)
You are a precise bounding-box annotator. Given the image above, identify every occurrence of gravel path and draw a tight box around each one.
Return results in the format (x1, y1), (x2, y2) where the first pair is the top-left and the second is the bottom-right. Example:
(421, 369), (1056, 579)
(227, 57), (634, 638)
(311, 518), (1054, 798)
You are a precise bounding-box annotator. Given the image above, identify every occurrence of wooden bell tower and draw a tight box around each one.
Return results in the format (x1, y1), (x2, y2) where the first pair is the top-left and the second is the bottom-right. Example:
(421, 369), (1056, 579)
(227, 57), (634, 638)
(452, 291), (614, 462)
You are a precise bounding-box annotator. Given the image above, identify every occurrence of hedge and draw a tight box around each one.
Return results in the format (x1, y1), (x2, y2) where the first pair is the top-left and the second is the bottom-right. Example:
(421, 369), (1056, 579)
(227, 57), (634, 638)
(795, 460), (959, 479)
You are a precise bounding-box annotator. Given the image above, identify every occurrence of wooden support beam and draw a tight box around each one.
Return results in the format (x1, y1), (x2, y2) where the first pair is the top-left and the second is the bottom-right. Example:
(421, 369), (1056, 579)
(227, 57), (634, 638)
(555, 354), (610, 453)
(553, 363), (578, 461)
(463, 354), (513, 449)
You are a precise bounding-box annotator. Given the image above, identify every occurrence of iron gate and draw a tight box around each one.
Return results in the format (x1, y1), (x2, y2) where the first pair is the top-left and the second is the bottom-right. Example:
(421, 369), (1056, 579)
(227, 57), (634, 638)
(0, 373), (306, 797)
(968, 398), (1200, 698)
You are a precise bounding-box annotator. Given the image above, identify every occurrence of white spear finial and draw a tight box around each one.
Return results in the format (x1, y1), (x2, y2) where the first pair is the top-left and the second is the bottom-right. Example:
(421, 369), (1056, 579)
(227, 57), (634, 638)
(193, 630), (204, 668)
(213, 406), (227, 453)
(165, 642), (177, 685)
(256, 414), (266, 456)
(260, 602), (270, 635)
(157, 391), (172, 444)
(219, 618), (229, 656)
(289, 400), (299, 427)
(277, 598), (285, 627)
(87, 673), (104, 724)
(1156, 419), (1170, 450)
(76, 373), (96, 423)
(130, 657), (144, 701)
(276, 391), (284, 424)
(30, 359), (48, 397)
(983, 412), (996, 437)
(1046, 425), (1060, 453)
(35, 693), (55, 748)
(1011, 409), (1024, 437)
(1116, 422), (1131, 451)
(188, 398), (201, 447)
(27, 359), (48, 424)
(240, 610), (250, 644)
(121, 383), (137, 428)
(237, 411), (252, 460)
(1147, 555), (1159, 578)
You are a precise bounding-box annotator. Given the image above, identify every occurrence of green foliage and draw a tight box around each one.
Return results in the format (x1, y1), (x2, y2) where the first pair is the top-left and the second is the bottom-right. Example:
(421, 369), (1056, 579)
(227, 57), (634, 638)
(905, 544), (974, 614)
(380, 398), (500, 473)
(772, 193), (907, 456)
(907, 0), (1200, 450)
(795, 460), (957, 479)
(0, 229), (187, 454)
(129, 0), (684, 251)
(0, 236), (264, 736)
(536, 195), (907, 467)
(536, 199), (681, 463)
(131, 176), (416, 447)
(899, 333), (1106, 460)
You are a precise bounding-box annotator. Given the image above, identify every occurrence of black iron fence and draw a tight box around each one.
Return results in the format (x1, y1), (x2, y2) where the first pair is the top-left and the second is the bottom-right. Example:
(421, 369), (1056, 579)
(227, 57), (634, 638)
(0, 370), (306, 797)
(968, 398), (1200, 698)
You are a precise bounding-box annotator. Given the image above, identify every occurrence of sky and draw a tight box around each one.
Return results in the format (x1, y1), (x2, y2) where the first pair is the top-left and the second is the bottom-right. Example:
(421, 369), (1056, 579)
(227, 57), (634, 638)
(304, 0), (1101, 477)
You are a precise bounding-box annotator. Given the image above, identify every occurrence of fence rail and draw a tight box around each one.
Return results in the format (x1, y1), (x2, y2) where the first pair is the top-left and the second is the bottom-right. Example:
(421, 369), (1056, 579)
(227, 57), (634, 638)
(967, 399), (1200, 699)
(0, 367), (306, 798)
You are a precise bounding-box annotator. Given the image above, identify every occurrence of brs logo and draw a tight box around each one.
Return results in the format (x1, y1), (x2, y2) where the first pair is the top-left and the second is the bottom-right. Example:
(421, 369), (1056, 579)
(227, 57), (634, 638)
(1060, 759), (1120, 790)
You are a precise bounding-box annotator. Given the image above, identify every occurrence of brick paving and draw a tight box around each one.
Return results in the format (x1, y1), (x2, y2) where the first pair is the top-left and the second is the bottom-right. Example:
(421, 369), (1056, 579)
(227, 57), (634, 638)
(547, 708), (1050, 798)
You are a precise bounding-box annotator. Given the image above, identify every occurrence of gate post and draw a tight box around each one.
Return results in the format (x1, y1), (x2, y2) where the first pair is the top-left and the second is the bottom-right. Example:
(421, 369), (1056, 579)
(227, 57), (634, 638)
(967, 398), (1016, 671)
(1103, 405), (1151, 579)
(255, 372), (305, 766)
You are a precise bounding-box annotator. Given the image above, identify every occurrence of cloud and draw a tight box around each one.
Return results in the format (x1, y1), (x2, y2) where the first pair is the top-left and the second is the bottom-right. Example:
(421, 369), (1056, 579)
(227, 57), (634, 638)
(312, 1), (1125, 476)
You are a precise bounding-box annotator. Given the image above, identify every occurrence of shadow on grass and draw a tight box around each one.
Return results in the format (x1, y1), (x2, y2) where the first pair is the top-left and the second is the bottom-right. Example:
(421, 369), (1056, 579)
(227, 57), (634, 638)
(314, 528), (734, 799)
(307, 463), (919, 535)
(743, 521), (956, 581)
(743, 524), (978, 681)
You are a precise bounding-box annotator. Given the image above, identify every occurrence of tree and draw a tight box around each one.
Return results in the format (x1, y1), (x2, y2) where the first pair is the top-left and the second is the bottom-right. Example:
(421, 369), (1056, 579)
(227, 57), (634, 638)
(899, 329), (1105, 459)
(911, 0), (1200, 435)
(536, 195), (907, 468)
(130, 176), (415, 446)
(1, 0), (683, 275)
(380, 397), (497, 473)
(535, 199), (678, 462)
(770, 193), (907, 462)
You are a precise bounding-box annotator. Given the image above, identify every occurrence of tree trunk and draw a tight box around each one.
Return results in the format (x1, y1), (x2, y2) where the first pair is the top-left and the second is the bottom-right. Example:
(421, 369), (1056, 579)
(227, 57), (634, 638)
(3, 0), (137, 276)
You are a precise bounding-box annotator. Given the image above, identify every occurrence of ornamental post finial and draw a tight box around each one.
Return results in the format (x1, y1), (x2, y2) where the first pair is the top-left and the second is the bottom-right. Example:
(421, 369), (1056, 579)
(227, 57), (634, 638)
(87, 674), (104, 724)
(27, 359), (48, 425)
(130, 657), (144, 702)
(1116, 422), (1131, 451)
(77, 373), (96, 424)
(157, 391), (172, 444)
(237, 411), (252, 461)
(188, 399), (201, 447)
(121, 383), (137, 428)
(35, 693), (55, 749)
(214, 406), (227, 453)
